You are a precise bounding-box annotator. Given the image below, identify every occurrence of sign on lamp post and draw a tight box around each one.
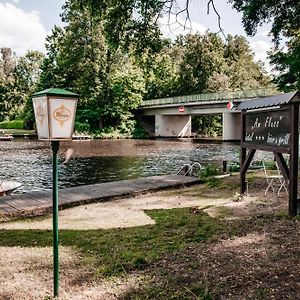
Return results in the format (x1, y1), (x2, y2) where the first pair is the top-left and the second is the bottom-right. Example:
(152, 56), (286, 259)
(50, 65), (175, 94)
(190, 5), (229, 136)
(32, 88), (78, 297)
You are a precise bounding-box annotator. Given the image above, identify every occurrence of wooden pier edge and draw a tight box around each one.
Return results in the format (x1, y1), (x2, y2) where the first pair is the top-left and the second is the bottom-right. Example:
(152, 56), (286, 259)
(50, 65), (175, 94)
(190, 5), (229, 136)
(0, 175), (201, 220)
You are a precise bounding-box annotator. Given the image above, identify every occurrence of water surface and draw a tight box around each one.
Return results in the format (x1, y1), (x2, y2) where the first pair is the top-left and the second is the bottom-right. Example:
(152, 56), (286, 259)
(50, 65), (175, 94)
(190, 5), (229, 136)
(0, 139), (240, 193)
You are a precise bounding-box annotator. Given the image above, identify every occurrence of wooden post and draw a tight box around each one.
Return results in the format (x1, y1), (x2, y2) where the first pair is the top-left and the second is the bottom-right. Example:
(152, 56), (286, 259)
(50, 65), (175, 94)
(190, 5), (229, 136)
(274, 152), (289, 183)
(289, 104), (299, 216)
(240, 111), (247, 194)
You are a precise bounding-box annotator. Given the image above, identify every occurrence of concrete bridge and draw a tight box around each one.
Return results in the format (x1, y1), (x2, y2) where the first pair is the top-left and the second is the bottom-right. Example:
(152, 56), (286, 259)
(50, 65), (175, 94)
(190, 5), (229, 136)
(138, 88), (279, 141)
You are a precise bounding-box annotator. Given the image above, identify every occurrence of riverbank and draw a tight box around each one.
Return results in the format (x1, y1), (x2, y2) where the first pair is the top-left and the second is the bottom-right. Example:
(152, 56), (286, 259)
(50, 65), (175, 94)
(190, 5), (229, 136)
(0, 173), (299, 299)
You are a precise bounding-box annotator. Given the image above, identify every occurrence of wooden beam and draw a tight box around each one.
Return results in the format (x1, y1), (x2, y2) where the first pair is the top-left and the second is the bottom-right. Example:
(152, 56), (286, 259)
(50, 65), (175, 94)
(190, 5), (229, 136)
(241, 142), (290, 154)
(241, 149), (256, 175)
(289, 104), (299, 216)
(240, 111), (247, 194)
(274, 152), (289, 183)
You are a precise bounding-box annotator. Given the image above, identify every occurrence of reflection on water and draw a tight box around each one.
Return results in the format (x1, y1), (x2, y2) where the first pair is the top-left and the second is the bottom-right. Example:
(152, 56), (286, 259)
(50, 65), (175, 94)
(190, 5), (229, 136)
(0, 139), (240, 193)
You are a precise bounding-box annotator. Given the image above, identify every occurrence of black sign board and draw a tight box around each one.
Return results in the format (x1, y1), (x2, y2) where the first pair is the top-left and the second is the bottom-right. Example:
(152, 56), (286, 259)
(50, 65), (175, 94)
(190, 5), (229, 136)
(244, 109), (290, 149)
(239, 91), (300, 216)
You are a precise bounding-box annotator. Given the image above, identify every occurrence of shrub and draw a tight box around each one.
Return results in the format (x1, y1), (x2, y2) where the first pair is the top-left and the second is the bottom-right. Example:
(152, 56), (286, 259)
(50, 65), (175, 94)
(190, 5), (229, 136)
(228, 162), (240, 172)
(132, 125), (148, 139)
(74, 122), (90, 133)
(0, 120), (25, 129)
(200, 164), (220, 178)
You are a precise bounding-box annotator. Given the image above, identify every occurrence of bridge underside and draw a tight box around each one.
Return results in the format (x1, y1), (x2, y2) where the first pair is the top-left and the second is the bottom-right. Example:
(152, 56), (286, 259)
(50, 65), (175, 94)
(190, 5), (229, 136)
(141, 105), (241, 141)
(155, 115), (192, 137)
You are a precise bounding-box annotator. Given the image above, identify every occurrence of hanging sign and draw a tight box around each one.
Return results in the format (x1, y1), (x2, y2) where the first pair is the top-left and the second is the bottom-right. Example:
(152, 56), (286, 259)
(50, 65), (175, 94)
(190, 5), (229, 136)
(244, 109), (290, 148)
(178, 106), (185, 112)
(227, 101), (234, 110)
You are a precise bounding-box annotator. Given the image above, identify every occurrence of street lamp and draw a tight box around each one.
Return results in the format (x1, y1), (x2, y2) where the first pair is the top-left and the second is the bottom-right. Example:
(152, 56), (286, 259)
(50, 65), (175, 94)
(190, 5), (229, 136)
(32, 88), (78, 297)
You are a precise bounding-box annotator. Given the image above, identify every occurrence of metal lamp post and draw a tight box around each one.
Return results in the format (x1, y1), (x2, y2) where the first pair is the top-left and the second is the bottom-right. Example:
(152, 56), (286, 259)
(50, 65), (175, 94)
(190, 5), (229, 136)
(32, 88), (78, 297)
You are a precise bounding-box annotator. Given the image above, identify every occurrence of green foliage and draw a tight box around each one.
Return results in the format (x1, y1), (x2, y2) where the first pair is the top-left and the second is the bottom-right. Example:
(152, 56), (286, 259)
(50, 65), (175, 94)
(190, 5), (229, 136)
(132, 124), (148, 139)
(0, 120), (24, 129)
(108, 64), (145, 123)
(192, 115), (222, 137)
(0, 48), (44, 122)
(176, 33), (226, 95)
(200, 165), (220, 178)
(0, 1), (276, 133)
(229, 0), (299, 44)
(224, 35), (271, 89)
(229, 0), (300, 92)
(206, 177), (221, 188)
(263, 161), (277, 170)
(228, 162), (240, 172)
(139, 46), (179, 100)
(74, 122), (90, 133)
(270, 31), (300, 91)
(93, 127), (120, 139)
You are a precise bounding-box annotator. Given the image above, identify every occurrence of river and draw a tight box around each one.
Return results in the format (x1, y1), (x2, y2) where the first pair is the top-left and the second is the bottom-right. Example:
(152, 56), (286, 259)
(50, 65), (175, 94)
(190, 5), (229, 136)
(0, 138), (240, 193)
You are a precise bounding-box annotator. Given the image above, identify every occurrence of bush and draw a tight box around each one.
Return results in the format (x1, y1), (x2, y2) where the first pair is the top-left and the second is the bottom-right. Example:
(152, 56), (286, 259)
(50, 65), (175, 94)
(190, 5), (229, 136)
(75, 122), (90, 133)
(93, 127), (123, 139)
(200, 164), (220, 178)
(132, 126), (148, 139)
(0, 120), (25, 129)
(228, 162), (240, 172)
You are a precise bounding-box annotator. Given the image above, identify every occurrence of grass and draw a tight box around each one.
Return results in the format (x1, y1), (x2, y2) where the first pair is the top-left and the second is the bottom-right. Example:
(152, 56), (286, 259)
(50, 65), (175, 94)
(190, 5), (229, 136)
(124, 280), (214, 300)
(0, 208), (233, 278)
(164, 180), (239, 199)
(1, 129), (36, 135)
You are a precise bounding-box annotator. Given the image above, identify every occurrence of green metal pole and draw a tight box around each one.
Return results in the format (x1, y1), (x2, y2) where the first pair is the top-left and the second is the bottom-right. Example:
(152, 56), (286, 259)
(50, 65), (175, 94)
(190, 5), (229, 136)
(52, 141), (60, 297)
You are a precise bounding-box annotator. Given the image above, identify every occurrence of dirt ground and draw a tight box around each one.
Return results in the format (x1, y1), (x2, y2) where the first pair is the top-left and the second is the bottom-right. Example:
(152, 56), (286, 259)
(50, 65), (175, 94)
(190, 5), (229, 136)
(0, 246), (145, 300)
(0, 190), (230, 230)
(0, 174), (299, 299)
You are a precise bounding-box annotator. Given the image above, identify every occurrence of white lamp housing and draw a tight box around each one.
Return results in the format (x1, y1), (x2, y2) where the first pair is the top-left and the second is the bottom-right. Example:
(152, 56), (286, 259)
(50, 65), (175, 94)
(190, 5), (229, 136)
(32, 88), (78, 140)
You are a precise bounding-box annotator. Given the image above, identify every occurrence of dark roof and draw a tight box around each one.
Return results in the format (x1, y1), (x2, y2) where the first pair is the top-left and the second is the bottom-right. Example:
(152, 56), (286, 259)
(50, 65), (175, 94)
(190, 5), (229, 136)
(237, 91), (300, 111)
(32, 88), (78, 98)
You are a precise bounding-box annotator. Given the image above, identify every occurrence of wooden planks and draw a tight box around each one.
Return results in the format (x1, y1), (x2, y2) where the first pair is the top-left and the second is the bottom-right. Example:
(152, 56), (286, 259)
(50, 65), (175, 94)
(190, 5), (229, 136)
(0, 175), (200, 218)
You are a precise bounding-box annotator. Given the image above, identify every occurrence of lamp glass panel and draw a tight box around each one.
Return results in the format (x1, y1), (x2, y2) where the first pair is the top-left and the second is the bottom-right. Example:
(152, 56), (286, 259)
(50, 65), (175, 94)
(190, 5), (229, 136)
(49, 98), (77, 139)
(33, 97), (49, 139)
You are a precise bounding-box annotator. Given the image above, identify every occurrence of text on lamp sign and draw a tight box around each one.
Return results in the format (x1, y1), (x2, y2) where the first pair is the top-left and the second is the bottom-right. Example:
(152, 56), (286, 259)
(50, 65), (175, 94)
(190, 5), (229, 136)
(53, 104), (71, 127)
(244, 109), (290, 148)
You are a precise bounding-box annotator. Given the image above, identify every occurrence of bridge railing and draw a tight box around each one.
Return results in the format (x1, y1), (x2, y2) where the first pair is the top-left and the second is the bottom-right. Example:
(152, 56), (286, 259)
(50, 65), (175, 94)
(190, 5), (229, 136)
(140, 88), (279, 107)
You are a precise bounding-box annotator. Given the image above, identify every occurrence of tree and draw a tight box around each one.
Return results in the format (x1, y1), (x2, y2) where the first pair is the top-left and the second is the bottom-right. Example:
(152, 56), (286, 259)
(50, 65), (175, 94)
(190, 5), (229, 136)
(109, 62), (145, 133)
(138, 44), (179, 100)
(176, 32), (226, 95)
(0, 49), (44, 121)
(229, 0), (300, 43)
(0, 48), (16, 120)
(174, 33), (272, 95)
(39, 3), (108, 127)
(269, 32), (300, 91)
(229, 0), (300, 90)
(39, 0), (149, 130)
(224, 35), (271, 90)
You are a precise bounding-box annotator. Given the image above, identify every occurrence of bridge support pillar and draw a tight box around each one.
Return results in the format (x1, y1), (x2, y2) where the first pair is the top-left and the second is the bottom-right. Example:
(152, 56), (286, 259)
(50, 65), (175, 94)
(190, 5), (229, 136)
(222, 112), (240, 141)
(155, 115), (191, 137)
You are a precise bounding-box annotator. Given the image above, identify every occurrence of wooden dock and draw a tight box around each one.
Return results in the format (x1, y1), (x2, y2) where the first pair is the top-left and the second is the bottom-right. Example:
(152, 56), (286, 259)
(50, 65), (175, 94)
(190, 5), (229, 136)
(0, 175), (200, 218)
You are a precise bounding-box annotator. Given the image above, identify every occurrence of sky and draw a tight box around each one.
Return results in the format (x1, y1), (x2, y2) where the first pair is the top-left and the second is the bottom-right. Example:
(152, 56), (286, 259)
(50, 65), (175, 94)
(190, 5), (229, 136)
(0, 0), (274, 70)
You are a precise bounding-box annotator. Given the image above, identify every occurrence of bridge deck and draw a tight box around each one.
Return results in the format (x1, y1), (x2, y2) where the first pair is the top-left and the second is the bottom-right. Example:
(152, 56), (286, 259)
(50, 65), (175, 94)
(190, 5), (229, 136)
(0, 175), (200, 218)
(140, 88), (279, 108)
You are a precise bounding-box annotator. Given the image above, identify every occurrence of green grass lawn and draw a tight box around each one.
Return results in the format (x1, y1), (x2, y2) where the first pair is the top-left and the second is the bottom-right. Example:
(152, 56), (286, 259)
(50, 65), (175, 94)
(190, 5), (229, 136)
(0, 208), (234, 278)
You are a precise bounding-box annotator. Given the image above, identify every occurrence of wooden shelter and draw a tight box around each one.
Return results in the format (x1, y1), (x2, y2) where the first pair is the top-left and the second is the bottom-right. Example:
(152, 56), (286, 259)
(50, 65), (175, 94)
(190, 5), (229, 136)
(238, 91), (300, 216)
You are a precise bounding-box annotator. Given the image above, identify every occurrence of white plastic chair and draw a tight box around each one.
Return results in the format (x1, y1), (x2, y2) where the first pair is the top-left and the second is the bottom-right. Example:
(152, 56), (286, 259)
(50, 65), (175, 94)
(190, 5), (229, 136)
(262, 160), (288, 196)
